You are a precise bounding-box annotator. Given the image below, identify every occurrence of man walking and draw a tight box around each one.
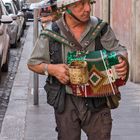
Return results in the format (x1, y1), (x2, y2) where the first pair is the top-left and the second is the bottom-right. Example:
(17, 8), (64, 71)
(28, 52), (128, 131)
(27, 0), (129, 139)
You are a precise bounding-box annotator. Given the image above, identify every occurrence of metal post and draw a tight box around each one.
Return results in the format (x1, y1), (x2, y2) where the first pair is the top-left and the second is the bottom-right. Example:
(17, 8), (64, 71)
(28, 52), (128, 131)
(33, 9), (39, 105)
(108, 0), (111, 24)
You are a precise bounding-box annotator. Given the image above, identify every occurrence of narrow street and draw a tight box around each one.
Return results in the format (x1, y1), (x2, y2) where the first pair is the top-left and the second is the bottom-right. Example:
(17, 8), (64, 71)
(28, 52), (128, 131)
(0, 22), (140, 140)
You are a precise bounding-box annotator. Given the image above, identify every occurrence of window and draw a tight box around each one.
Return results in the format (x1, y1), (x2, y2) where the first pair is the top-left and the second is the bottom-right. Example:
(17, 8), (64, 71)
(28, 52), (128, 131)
(5, 3), (13, 14)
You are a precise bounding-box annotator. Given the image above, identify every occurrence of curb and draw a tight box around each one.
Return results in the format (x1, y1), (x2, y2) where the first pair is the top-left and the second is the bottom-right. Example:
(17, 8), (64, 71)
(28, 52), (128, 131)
(0, 23), (33, 140)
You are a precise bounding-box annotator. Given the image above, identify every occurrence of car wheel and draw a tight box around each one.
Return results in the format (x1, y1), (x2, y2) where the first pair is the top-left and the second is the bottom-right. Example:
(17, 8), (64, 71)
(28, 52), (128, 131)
(21, 28), (24, 37)
(18, 36), (21, 42)
(23, 20), (26, 30)
(11, 36), (18, 48)
(1, 50), (9, 72)
(11, 41), (17, 48)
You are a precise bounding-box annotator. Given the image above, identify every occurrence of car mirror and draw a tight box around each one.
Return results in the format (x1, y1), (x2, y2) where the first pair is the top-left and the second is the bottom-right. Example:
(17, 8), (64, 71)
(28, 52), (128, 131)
(17, 11), (24, 17)
(0, 15), (13, 24)
(9, 14), (17, 20)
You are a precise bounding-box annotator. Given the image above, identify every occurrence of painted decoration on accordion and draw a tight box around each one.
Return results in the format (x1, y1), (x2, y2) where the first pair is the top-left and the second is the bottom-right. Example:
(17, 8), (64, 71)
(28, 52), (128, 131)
(67, 49), (125, 97)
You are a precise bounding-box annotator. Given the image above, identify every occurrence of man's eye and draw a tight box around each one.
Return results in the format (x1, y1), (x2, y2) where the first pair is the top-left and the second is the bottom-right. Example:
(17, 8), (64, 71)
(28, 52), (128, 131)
(90, 0), (96, 4)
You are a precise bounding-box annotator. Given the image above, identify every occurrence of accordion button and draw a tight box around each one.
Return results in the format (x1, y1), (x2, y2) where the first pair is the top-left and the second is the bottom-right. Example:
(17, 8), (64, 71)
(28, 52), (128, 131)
(70, 42), (75, 47)
(84, 41), (90, 46)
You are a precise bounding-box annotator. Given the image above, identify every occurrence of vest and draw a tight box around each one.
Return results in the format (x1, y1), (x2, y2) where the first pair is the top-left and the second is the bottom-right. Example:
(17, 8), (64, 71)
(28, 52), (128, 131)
(44, 18), (119, 112)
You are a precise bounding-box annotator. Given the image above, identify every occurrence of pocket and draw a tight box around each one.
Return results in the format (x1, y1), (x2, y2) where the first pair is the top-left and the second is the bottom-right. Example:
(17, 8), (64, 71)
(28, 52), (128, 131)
(101, 108), (112, 125)
(44, 82), (61, 106)
(100, 108), (112, 137)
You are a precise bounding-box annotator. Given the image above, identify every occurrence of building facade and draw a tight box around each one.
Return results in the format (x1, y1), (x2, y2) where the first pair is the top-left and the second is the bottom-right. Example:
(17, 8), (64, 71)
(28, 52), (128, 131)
(93, 0), (140, 83)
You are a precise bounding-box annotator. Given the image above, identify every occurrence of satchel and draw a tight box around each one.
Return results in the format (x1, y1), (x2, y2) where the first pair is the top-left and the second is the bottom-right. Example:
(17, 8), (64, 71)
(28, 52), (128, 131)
(44, 81), (66, 113)
(106, 93), (121, 109)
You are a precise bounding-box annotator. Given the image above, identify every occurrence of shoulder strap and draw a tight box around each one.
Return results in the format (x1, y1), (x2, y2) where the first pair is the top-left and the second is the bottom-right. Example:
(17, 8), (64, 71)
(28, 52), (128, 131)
(94, 20), (108, 51)
(40, 19), (107, 51)
(40, 27), (71, 47)
(48, 22), (63, 64)
(83, 19), (107, 50)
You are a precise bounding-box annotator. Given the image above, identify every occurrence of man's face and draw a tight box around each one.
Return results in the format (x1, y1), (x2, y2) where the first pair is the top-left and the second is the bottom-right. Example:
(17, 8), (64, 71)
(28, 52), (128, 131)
(68, 0), (91, 22)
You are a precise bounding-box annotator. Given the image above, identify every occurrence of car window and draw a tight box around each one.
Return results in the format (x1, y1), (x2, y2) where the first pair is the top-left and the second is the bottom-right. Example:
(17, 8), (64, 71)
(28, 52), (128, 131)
(5, 3), (13, 14)
(13, 0), (20, 11)
(13, 3), (18, 14)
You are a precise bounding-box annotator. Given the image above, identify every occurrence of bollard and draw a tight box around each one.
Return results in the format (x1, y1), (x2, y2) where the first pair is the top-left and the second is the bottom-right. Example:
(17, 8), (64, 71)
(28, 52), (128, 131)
(33, 9), (39, 105)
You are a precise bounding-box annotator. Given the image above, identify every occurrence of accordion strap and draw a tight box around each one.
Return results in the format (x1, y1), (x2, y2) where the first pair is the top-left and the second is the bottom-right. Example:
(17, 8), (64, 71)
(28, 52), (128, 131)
(82, 20), (107, 50)
(40, 19), (107, 51)
(56, 19), (82, 50)
(40, 28), (72, 48)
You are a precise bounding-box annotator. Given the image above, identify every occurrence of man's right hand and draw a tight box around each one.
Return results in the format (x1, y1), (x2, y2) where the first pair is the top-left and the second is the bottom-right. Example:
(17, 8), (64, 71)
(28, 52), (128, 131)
(48, 64), (70, 85)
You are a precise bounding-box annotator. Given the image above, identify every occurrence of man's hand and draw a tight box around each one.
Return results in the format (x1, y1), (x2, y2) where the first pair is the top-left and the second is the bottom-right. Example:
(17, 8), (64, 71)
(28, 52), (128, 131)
(115, 57), (128, 80)
(40, 16), (53, 23)
(48, 64), (70, 84)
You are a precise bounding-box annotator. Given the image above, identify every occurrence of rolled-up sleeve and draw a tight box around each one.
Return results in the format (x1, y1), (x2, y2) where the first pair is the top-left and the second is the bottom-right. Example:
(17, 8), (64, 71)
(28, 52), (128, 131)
(101, 25), (127, 53)
(27, 36), (50, 65)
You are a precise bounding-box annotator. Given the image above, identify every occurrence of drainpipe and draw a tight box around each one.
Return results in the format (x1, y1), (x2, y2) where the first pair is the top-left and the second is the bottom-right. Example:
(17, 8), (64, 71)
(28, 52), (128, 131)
(108, 0), (111, 24)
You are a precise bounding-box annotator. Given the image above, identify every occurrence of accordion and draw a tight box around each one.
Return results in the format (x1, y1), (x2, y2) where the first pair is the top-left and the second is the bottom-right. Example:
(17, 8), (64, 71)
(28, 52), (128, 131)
(67, 49), (126, 97)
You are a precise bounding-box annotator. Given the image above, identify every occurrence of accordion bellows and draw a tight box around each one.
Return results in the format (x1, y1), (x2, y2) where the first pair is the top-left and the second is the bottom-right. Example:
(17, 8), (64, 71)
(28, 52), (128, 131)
(67, 50), (126, 97)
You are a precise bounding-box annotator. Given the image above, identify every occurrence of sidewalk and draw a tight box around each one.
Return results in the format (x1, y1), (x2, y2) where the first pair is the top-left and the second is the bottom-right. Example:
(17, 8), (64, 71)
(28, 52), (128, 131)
(0, 23), (140, 140)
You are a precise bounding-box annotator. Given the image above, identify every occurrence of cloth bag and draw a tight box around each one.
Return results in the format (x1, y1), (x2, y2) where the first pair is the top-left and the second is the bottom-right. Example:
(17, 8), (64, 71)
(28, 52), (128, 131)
(44, 80), (66, 113)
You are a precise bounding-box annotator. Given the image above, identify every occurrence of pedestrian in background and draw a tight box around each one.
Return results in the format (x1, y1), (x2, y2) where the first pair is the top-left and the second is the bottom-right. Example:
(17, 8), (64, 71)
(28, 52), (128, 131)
(27, 0), (129, 140)
(39, 6), (61, 29)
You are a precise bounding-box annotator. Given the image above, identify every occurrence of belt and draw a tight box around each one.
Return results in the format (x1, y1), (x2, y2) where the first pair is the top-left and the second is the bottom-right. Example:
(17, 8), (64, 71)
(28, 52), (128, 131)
(85, 97), (108, 112)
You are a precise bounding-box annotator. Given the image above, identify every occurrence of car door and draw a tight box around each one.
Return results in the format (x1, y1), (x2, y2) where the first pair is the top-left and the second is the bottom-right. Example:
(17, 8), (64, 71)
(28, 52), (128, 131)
(13, 2), (24, 39)
(0, 2), (10, 72)
(0, 3), (6, 66)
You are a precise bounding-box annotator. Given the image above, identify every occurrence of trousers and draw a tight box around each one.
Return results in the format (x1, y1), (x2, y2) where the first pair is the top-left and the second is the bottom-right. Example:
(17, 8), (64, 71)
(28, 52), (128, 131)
(55, 94), (112, 140)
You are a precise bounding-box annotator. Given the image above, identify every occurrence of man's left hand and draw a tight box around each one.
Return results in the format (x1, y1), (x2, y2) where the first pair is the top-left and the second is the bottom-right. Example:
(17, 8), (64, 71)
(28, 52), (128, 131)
(115, 56), (128, 80)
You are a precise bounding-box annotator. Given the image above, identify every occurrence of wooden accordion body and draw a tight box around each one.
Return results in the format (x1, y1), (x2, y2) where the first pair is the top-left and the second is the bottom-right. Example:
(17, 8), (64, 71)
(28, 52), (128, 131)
(67, 50), (126, 97)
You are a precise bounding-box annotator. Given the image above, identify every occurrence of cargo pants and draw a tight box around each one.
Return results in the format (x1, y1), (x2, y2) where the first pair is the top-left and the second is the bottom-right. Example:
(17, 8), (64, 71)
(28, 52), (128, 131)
(55, 94), (112, 140)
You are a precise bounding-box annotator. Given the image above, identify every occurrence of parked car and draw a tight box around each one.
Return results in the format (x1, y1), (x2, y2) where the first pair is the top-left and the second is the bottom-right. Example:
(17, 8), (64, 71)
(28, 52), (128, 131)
(22, 2), (33, 21)
(12, 0), (26, 28)
(3, 0), (25, 42)
(8, 13), (18, 47)
(0, 0), (18, 48)
(0, 2), (12, 78)
(15, 0), (25, 10)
